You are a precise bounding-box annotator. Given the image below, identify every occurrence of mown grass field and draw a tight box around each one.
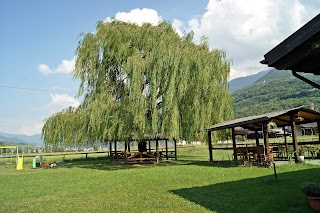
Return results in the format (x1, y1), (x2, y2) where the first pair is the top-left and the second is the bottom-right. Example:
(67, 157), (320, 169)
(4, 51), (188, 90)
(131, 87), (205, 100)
(0, 145), (319, 213)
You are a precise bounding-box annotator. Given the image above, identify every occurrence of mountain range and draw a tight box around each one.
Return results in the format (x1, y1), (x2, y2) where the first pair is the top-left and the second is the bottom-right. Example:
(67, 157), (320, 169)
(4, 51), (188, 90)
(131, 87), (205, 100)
(0, 132), (43, 146)
(230, 68), (320, 118)
(229, 69), (270, 92)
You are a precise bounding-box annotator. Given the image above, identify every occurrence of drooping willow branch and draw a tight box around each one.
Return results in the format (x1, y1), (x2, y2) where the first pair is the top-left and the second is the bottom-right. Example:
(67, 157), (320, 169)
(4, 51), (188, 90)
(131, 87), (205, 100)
(42, 21), (233, 146)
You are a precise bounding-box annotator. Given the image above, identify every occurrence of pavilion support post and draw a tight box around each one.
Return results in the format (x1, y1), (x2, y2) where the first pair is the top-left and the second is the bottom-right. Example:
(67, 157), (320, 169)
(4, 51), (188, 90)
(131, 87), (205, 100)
(290, 114), (299, 163)
(262, 122), (270, 159)
(124, 141), (127, 151)
(109, 141), (112, 162)
(283, 127), (288, 158)
(148, 140), (151, 152)
(114, 140), (118, 162)
(156, 139), (159, 163)
(124, 141), (128, 163)
(207, 131), (213, 162)
(317, 121), (320, 142)
(255, 130), (259, 146)
(128, 142), (131, 152)
(173, 138), (177, 160)
(232, 127), (237, 161)
(165, 139), (168, 160)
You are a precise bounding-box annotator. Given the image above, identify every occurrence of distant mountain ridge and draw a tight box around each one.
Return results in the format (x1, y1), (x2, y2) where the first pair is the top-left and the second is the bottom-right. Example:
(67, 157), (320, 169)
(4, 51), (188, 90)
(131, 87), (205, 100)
(0, 132), (43, 145)
(229, 69), (270, 92)
(232, 69), (320, 118)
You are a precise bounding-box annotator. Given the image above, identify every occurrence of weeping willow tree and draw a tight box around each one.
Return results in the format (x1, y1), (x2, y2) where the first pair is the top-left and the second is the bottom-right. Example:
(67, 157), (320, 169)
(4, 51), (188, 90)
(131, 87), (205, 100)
(42, 20), (233, 146)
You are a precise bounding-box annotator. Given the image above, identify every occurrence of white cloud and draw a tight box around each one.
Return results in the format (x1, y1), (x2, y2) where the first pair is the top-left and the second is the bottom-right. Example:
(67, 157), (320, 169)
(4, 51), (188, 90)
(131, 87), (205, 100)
(188, 18), (199, 29)
(17, 119), (45, 136)
(105, 8), (163, 26)
(229, 67), (249, 81)
(172, 19), (184, 37)
(0, 117), (45, 135)
(38, 57), (75, 75)
(106, 9), (186, 36)
(188, 0), (319, 80)
(13, 95), (81, 135)
(49, 94), (80, 110)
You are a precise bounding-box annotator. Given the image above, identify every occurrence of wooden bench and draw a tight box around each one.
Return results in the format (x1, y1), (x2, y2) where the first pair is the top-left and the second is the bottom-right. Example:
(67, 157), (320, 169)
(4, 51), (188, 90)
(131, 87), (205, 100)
(127, 158), (156, 161)
(110, 151), (125, 160)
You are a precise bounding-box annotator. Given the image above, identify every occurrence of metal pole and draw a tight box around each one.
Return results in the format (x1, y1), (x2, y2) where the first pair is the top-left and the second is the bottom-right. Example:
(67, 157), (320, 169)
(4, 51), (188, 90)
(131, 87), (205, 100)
(273, 163), (277, 181)
(16, 146), (19, 165)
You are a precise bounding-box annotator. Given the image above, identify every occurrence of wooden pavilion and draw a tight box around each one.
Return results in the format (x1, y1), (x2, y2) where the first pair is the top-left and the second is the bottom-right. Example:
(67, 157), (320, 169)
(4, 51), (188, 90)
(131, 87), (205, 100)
(212, 13), (320, 165)
(109, 134), (177, 163)
(207, 107), (320, 163)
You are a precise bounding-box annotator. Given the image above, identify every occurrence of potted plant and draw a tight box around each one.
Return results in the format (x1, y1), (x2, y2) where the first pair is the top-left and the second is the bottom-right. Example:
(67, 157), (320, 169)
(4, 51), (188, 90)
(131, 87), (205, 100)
(301, 181), (320, 211)
(297, 147), (305, 163)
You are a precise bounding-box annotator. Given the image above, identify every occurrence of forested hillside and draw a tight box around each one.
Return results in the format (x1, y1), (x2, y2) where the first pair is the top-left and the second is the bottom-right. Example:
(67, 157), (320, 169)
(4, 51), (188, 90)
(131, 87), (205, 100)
(0, 132), (43, 145)
(232, 69), (320, 118)
(228, 69), (269, 92)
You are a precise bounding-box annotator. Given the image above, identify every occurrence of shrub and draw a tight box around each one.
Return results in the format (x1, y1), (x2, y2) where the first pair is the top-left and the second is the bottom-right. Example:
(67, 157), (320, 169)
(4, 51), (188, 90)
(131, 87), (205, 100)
(300, 181), (320, 197)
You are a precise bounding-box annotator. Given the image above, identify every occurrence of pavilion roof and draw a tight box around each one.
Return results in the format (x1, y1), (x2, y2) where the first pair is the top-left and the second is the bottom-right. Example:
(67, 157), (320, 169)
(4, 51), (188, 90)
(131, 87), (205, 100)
(130, 133), (170, 141)
(261, 13), (320, 74)
(207, 107), (320, 131)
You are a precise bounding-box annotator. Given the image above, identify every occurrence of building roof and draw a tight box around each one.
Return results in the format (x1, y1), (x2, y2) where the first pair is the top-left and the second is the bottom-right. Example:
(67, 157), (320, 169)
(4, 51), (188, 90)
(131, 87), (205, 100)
(261, 13), (320, 74)
(130, 133), (169, 141)
(207, 107), (320, 131)
(300, 122), (317, 128)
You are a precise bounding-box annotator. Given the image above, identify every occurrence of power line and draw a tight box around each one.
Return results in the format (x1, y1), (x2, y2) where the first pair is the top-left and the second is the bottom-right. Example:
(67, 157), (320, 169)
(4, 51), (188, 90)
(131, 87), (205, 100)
(0, 85), (77, 94)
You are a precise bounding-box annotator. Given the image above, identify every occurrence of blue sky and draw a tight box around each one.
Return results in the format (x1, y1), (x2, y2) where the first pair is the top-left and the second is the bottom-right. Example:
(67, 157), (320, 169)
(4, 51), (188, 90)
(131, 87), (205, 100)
(0, 0), (319, 135)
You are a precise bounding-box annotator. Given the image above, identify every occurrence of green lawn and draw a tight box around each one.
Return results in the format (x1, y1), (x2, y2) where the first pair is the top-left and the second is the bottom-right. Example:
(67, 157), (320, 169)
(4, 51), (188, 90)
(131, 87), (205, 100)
(0, 145), (319, 213)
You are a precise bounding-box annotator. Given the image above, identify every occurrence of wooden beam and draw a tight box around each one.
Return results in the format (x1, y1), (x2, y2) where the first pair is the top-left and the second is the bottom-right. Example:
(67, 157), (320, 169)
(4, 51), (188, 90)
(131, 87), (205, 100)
(262, 122), (270, 160)
(300, 109), (320, 117)
(208, 131), (213, 162)
(115, 140), (118, 161)
(127, 158), (156, 161)
(272, 117), (290, 124)
(124, 141), (128, 163)
(255, 130), (259, 146)
(243, 123), (263, 129)
(318, 121), (320, 142)
(290, 114), (298, 163)
(232, 127), (237, 161)
(208, 117), (269, 131)
(241, 125), (260, 131)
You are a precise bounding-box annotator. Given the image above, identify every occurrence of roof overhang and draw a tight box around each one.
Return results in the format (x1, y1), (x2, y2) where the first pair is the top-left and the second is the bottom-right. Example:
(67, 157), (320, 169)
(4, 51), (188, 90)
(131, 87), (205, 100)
(207, 107), (320, 132)
(261, 13), (320, 74)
